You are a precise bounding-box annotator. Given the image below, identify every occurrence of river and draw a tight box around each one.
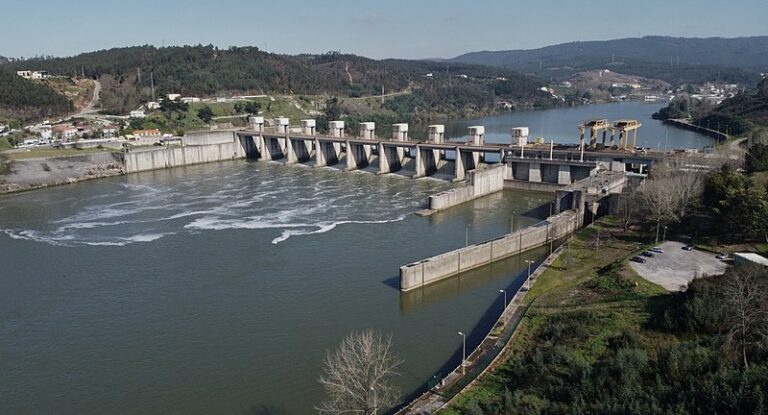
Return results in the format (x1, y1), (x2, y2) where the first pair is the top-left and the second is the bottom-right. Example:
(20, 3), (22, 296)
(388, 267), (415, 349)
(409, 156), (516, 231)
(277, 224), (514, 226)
(447, 101), (716, 149)
(0, 102), (711, 415)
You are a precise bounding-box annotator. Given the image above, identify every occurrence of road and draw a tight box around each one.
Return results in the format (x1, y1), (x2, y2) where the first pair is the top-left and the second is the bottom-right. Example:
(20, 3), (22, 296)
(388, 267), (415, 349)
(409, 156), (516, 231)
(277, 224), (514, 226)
(69, 79), (101, 119)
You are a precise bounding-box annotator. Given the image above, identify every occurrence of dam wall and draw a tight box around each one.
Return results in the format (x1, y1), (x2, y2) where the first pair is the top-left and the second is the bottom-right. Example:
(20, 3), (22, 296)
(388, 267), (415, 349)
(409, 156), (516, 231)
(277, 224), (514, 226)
(400, 210), (578, 291)
(181, 131), (240, 146)
(428, 164), (505, 211)
(124, 133), (247, 173)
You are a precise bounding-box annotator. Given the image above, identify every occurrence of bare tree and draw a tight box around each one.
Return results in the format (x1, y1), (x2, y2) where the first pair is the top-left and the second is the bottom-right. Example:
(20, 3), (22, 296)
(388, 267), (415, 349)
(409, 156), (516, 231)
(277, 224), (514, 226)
(639, 155), (709, 241)
(616, 190), (639, 232)
(317, 330), (403, 415)
(721, 265), (768, 369)
(640, 175), (680, 242)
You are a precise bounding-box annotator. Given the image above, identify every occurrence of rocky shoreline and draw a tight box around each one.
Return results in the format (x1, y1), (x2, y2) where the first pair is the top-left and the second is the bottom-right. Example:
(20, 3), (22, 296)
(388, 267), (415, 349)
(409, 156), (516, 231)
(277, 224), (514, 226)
(0, 152), (125, 195)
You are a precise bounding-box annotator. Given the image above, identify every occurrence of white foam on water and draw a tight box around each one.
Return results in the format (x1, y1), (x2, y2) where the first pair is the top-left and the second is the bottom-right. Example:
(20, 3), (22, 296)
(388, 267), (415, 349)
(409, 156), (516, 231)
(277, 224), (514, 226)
(270, 216), (407, 244)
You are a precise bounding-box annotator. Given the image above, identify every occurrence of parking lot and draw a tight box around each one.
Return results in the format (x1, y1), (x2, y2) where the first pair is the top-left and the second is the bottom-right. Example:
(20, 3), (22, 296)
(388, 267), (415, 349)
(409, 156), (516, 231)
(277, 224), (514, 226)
(629, 241), (728, 291)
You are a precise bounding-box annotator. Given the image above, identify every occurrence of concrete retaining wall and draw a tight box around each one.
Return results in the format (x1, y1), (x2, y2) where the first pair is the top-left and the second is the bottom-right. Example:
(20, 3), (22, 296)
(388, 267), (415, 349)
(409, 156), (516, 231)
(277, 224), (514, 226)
(181, 131), (238, 146)
(400, 210), (579, 291)
(124, 140), (247, 173)
(428, 164), (505, 211)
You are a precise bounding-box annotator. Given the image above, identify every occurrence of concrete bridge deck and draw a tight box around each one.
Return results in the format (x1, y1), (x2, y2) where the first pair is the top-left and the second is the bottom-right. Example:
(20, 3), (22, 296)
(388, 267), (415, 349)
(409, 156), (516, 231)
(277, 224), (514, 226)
(237, 130), (663, 163)
(235, 129), (661, 183)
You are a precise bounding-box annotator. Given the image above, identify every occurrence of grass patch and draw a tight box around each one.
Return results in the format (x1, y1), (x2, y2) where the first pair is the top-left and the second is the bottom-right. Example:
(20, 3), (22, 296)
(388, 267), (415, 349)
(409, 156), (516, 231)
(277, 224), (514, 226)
(440, 217), (675, 415)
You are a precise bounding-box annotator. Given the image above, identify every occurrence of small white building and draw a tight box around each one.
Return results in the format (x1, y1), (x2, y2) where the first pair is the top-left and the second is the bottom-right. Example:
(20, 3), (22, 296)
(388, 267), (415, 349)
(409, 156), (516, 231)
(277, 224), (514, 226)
(734, 253), (768, 267)
(167, 93), (181, 101)
(38, 124), (53, 140)
(146, 101), (161, 110)
(359, 122), (376, 139)
(101, 126), (117, 138)
(129, 110), (146, 119)
(392, 123), (409, 141)
(53, 125), (78, 141)
(181, 97), (201, 103)
(511, 127), (529, 146)
(17, 70), (49, 80)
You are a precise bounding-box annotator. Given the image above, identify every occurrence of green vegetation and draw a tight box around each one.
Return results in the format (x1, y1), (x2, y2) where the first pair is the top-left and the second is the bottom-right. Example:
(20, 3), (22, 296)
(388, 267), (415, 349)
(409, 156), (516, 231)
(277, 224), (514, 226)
(746, 143), (768, 174)
(0, 69), (73, 123)
(196, 106), (214, 124)
(1, 45), (558, 116)
(442, 219), (768, 415)
(702, 165), (768, 240)
(655, 78), (768, 137)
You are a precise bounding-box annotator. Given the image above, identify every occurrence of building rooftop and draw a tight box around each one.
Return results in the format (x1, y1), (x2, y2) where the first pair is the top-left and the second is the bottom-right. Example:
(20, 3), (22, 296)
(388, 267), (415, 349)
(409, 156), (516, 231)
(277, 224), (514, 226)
(734, 252), (768, 267)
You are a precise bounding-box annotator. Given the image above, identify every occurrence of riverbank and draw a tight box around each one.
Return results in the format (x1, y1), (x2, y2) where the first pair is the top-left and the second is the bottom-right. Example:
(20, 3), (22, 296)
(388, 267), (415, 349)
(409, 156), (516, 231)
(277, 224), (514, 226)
(663, 118), (729, 144)
(436, 216), (669, 413)
(0, 151), (125, 194)
(0, 131), (244, 195)
(397, 235), (570, 414)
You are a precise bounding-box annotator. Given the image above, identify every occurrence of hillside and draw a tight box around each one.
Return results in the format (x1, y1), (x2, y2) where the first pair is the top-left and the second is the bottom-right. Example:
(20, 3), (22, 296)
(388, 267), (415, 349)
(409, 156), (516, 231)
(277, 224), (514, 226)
(653, 78), (768, 136)
(1, 45), (556, 116)
(450, 36), (768, 85)
(0, 69), (73, 123)
(698, 77), (768, 135)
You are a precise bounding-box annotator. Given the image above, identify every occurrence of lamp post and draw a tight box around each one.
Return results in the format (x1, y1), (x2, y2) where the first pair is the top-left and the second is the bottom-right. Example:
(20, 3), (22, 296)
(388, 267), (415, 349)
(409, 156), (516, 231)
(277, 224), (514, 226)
(663, 225), (668, 242)
(458, 331), (466, 374)
(524, 260), (534, 290)
(499, 289), (507, 323)
(465, 224), (470, 247)
(369, 386), (377, 415)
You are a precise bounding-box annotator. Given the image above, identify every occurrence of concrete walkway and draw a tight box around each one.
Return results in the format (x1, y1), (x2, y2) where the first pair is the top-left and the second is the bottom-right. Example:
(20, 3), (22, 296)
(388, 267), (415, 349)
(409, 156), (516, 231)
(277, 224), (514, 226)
(396, 243), (567, 414)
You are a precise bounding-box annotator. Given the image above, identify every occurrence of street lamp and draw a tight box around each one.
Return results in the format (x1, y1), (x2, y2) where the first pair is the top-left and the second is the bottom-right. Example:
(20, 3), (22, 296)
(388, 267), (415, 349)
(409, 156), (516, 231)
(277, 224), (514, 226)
(369, 386), (377, 415)
(663, 225), (668, 242)
(499, 289), (507, 323)
(465, 224), (471, 247)
(458, 331), (466, 374)
(524, 260), (535, 290)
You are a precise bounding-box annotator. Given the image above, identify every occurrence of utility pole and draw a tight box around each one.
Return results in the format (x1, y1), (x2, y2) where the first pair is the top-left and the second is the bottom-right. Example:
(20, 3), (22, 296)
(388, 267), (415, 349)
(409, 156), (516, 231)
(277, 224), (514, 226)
(595, 227), (600, 254)
(150, 72), (155, 102)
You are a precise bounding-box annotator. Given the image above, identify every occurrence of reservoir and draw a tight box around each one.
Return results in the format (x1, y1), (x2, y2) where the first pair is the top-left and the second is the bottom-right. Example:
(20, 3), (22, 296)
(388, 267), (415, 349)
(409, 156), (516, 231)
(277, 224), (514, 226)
(0, 102), (710, 414)
(447, 101), (717, 149)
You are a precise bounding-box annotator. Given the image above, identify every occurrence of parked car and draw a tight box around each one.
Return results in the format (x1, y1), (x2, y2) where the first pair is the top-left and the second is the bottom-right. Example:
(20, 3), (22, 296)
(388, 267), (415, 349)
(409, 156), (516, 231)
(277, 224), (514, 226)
(631, 256), (647, 263)
(651, 247), (664, 254)
(716, 253), (729, 260)
(641, 251), (655, 258)
(682, 245), (694, 251)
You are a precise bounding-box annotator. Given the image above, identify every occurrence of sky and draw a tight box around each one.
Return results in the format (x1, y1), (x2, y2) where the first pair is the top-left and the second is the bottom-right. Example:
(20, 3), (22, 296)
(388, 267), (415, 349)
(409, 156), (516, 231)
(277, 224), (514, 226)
(1, 0), (767, 60)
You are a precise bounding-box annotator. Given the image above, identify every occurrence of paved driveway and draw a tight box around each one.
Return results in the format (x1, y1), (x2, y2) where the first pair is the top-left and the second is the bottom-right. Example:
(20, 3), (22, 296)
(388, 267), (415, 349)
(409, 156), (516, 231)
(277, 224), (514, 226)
(629, 241), (728, 291)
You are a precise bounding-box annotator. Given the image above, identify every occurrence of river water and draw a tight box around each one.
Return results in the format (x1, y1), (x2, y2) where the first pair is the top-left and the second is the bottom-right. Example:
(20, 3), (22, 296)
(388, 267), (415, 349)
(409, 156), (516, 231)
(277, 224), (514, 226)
(447, 101), (716, 149)
(0, 102), (710, 415)
(0, 161), (553, 414)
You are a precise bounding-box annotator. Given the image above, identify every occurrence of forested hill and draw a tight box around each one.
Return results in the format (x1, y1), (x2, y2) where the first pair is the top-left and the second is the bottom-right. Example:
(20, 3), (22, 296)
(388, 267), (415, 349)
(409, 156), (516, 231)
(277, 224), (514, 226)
(1, 45), (553, 115)
(450, 36), (768, 85)
(700, 77), (768, 135)
(0, 69), (73, 123)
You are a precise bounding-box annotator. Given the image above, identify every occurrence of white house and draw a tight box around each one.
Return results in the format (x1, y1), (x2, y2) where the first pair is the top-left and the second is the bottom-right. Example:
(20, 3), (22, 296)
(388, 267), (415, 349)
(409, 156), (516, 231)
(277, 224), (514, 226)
(53, 125), (78, 141)
(129, 110), (146, 118)
(16, 70), (49, 80)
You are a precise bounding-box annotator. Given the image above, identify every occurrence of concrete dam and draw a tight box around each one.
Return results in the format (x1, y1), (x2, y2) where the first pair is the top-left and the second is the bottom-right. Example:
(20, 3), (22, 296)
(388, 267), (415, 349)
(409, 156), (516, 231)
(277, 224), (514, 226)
(120, 118), (654, 291)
